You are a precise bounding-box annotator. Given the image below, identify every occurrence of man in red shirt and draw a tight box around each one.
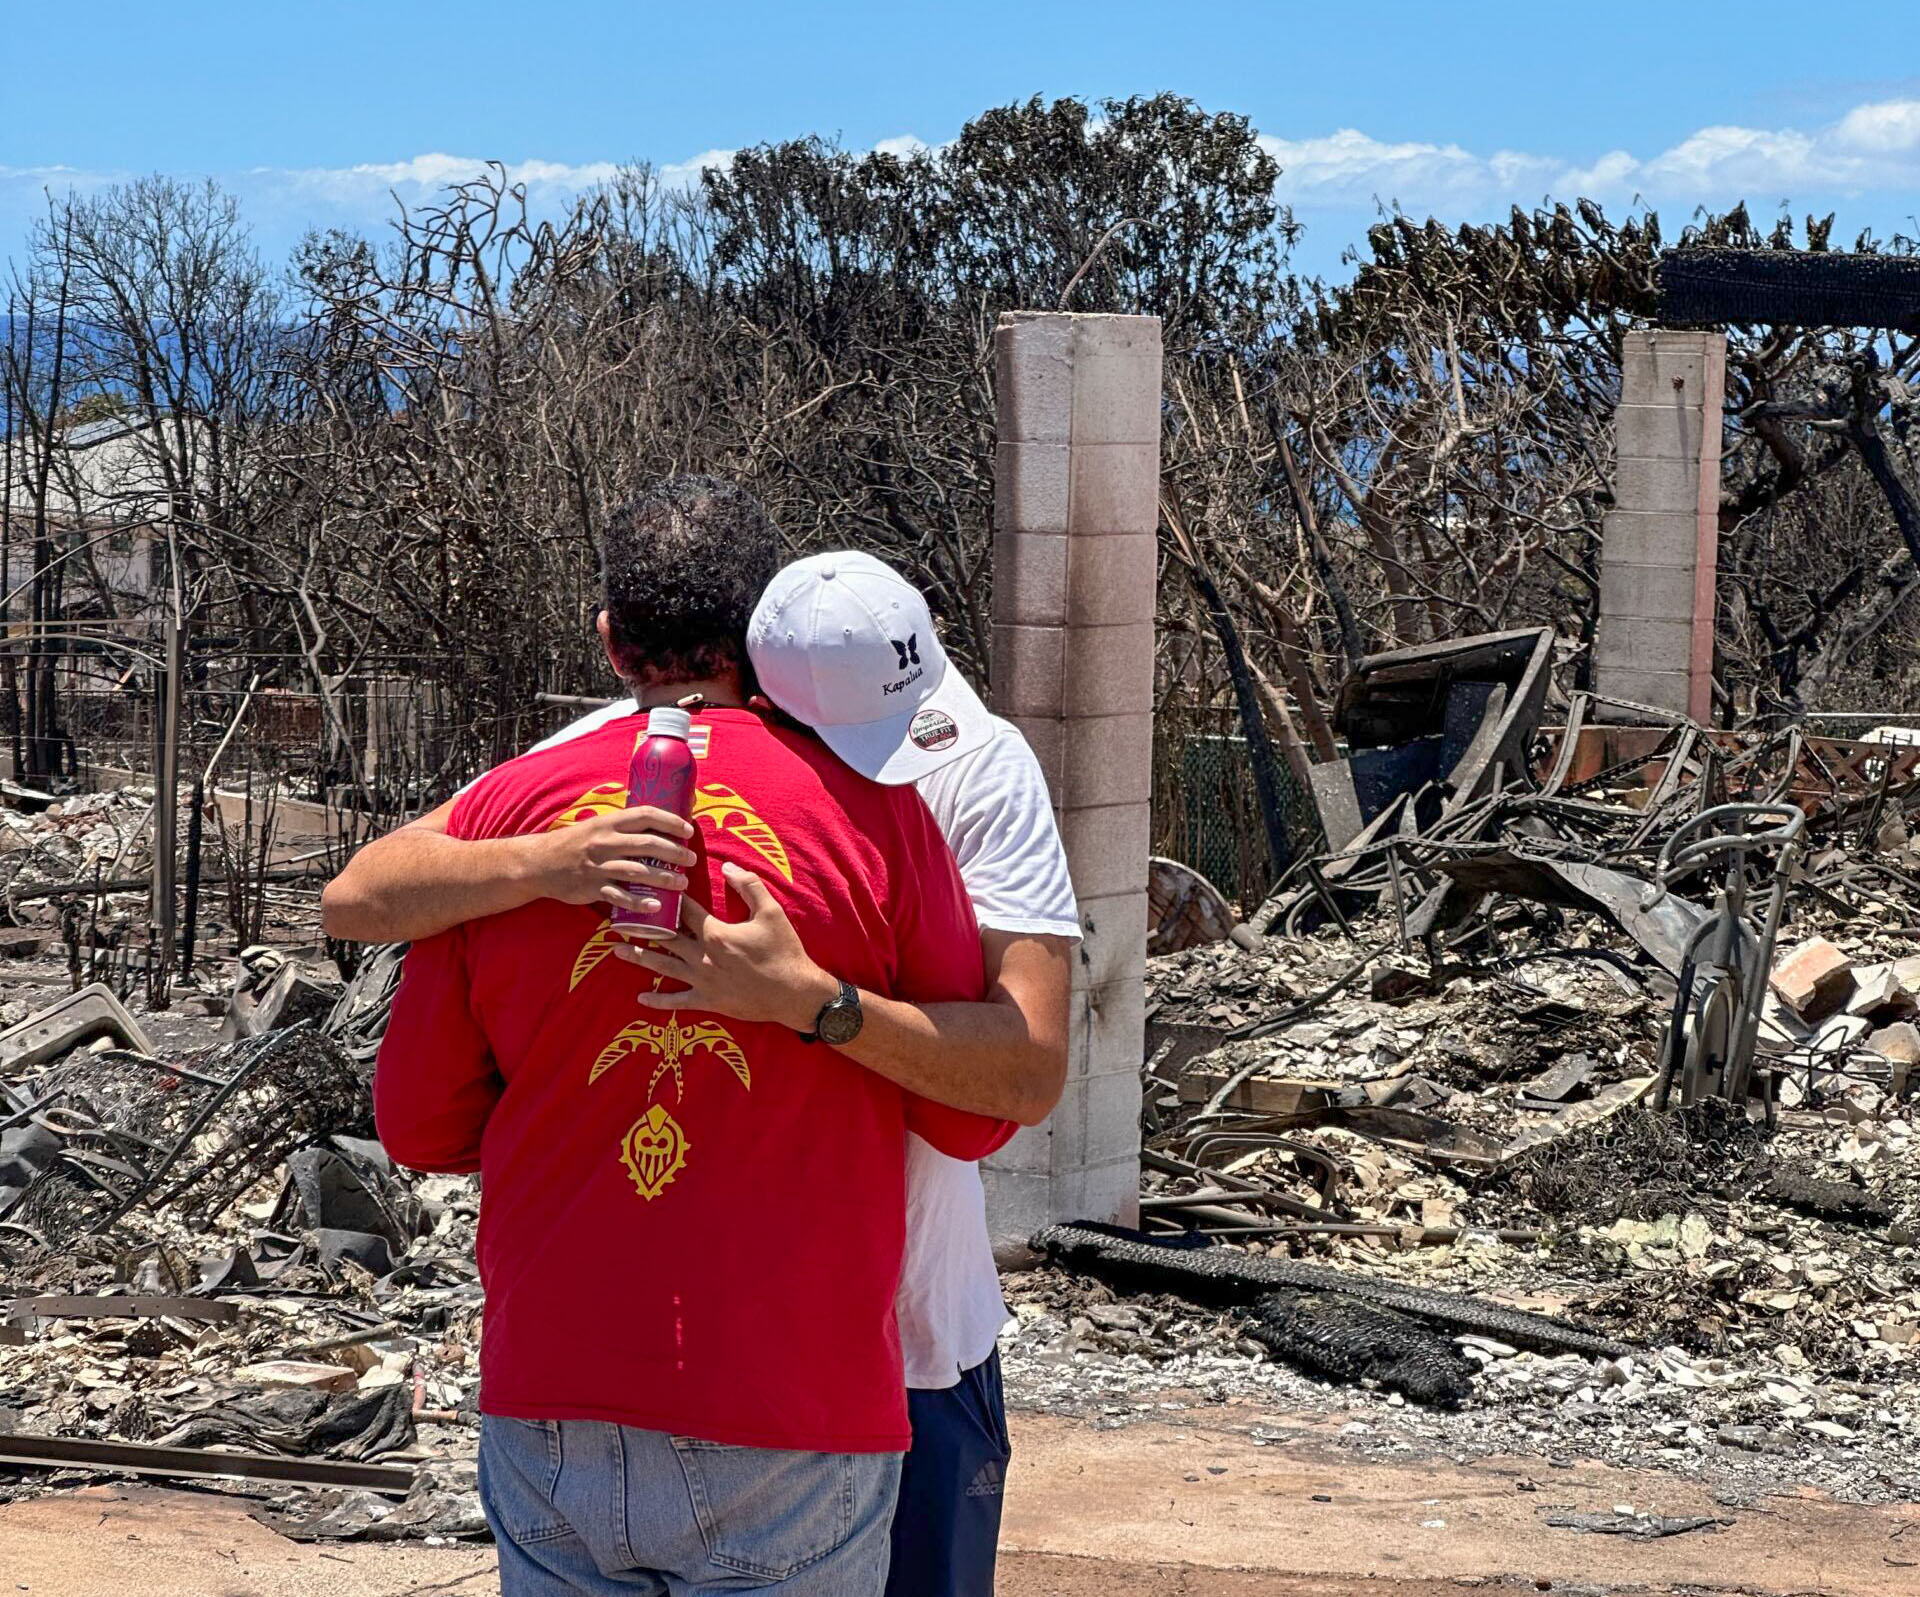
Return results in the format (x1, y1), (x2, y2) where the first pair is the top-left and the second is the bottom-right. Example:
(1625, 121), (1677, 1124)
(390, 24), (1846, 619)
(375, 479), (1009, 1595)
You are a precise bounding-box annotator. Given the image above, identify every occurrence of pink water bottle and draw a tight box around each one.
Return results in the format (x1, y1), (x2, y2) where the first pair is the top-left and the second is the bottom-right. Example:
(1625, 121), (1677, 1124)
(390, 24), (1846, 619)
(609, 706), (697, 941)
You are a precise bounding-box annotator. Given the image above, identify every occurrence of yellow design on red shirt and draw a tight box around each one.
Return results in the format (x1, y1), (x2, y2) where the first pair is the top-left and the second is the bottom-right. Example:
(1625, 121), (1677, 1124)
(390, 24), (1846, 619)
(548, 781), (626, 830)
(556, 771), (792, 999)
(691, 785), (793, 882)
(589, 1015), (752, 1100)
(590, 1016), (750, 1200)
(569, 921), (621, 989)
(550, 777), (790, 886)
(620, 1103), (689, 1200)
(540, 734), (778, 1203)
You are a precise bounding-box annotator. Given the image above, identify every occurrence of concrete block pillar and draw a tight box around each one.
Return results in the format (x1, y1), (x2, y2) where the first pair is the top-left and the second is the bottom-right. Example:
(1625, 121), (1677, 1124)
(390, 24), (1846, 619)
(981, 311), (1161, 1256)
(1593, 329), (1726, 722)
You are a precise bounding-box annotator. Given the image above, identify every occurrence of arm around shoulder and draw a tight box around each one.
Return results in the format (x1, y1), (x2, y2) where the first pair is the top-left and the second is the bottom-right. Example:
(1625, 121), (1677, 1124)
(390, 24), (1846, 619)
(322, 801), (470, 944)
(323, 795), (698, 946)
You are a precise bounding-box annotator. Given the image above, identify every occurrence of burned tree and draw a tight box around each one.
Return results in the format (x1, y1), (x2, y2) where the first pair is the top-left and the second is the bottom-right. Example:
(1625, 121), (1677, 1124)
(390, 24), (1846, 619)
(3, 101), (1920, 922)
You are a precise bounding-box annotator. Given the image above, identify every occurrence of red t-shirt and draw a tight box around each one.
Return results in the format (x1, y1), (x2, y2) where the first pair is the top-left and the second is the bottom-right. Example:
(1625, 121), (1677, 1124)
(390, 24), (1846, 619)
(374, 708), (1006, 1452)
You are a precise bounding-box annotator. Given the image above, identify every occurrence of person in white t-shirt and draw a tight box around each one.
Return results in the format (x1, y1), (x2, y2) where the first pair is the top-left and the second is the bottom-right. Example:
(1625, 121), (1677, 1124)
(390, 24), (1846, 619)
(323, 550), (1078, 1597)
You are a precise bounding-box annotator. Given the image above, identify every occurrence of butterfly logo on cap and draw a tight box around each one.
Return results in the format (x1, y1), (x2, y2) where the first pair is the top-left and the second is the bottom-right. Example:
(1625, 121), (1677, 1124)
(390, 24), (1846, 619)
(891, 634), (920, 670)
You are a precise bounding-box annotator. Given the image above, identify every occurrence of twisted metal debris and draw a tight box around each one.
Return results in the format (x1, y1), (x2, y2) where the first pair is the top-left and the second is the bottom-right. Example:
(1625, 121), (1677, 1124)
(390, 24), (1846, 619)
(0, 1024), (365, 1262)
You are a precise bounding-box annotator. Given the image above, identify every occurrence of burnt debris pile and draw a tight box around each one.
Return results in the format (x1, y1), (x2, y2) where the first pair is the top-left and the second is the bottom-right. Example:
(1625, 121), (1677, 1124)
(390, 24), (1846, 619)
(1027, 647), (1920, 1458)
(6, 638), (1920, 1514)
(0, 941), (484, 1540)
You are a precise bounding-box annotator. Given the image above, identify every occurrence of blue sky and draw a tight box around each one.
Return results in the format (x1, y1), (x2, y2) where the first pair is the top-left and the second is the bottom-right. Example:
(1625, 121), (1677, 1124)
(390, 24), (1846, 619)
(4, 0), (1919, 278)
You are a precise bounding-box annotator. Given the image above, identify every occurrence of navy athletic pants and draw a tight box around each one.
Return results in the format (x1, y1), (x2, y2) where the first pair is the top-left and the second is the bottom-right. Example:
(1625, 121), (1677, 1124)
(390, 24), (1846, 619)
(885, 1350), (1010, 1597)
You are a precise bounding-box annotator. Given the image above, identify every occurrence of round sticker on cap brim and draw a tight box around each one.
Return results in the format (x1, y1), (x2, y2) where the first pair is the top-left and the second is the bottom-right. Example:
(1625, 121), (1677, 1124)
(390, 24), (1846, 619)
(909, 708), (959, 752)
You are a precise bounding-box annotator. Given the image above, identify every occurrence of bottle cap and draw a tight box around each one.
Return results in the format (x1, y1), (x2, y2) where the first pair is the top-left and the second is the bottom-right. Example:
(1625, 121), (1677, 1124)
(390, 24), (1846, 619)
(645, 706), (693, 740)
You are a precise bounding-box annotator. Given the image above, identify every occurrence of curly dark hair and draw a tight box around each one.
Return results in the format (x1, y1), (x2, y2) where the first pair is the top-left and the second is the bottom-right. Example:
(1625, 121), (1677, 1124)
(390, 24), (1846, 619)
(602, 477), (779, 685)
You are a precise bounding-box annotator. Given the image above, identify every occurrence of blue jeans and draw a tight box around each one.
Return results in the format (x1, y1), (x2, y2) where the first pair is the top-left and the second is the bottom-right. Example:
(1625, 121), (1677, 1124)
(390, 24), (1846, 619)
(479, 1416), (902, 1596)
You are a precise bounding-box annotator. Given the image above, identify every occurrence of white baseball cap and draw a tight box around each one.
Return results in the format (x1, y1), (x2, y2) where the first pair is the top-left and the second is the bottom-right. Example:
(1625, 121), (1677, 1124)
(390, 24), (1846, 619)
(747, 551), (994, 785)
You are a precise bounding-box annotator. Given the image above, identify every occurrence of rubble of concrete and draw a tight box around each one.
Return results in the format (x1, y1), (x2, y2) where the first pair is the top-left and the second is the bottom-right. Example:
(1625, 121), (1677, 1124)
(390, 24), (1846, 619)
(0, 759), (452, 1537)
(0, 787), (156, 900)
(1013, 694), (1920, 1505)
(0, 777), (326, 1010)
(0, 939), (485, 1539)
(226, 946), (346, 1040)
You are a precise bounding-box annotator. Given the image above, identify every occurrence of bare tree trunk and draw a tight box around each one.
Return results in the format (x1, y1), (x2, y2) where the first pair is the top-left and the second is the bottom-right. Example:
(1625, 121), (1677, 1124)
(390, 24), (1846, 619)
(0, 316), (15, 779)
(1848, 371), (1920, 568)
(1273, 428), (1365, 673)
(1244, 648), (1319, 796)
(1225, 555), (1339, 759)
(6, 217), (77, 782)
(1797, 548), (1919, 704)
(1794, 365), (1920, 705)
(1166, 519), (1298, 881)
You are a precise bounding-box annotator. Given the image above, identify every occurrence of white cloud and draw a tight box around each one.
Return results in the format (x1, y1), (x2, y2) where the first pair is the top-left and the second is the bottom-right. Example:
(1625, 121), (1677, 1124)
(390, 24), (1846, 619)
(1639, 125), (1831, 193)
(0, 163), (126, 204)
(1257, 130), (1525, 207)
(1259, 98), (1920, 214)
(269, 141), (941, 205)
(1555, 149), (1639, 194)
(656, 148), (736, 188)
(271, 153), (626, 202)
(0, 164), (115, 184)
(1835, 99), (1920, 154)
(9, 98), (1920, 261)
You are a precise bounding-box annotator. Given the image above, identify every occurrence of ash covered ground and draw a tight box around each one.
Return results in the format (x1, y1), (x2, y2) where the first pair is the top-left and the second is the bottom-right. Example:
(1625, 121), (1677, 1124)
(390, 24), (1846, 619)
(993, 913), (1920, 1512)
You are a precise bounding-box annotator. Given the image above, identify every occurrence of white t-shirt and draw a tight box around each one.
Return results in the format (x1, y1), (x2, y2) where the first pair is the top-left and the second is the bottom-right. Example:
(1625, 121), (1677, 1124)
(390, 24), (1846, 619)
(526, 701), (1080, 1388)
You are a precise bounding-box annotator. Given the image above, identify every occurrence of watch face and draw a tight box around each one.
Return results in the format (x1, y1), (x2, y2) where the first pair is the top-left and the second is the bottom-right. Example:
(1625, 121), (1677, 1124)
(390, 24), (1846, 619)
(818, 995), (863, 1046)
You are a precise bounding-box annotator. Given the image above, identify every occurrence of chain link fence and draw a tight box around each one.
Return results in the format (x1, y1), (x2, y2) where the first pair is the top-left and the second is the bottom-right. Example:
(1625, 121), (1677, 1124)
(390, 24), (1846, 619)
(1151, 703), (1321, 914)
(21, 649), (1343, 923)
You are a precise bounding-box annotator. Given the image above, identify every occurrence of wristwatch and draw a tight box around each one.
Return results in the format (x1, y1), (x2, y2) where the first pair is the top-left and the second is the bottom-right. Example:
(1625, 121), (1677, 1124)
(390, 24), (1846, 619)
(802, 979), (864, 1046)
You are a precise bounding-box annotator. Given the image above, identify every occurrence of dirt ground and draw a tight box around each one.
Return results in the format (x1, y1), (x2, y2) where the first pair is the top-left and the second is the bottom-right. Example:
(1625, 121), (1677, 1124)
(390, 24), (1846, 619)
(3, 1407), (1916, 1596)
